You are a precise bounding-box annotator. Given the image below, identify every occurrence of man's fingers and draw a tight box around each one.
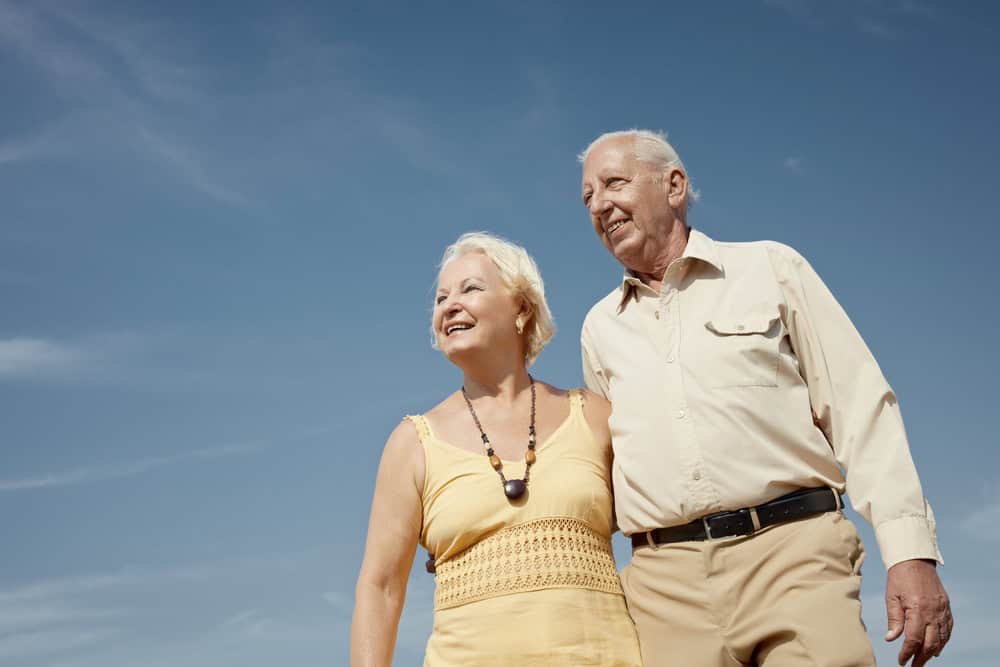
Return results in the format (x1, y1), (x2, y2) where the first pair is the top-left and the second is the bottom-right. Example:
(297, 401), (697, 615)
(898, 613), (927, 666)
(913, 623), (942, 666)
(885, 595), (905, 642)
(942, 610), (954, 649)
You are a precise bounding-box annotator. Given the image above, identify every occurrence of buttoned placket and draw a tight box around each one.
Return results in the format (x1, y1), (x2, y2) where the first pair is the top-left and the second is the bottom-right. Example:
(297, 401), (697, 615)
(657, 260), (712, 511)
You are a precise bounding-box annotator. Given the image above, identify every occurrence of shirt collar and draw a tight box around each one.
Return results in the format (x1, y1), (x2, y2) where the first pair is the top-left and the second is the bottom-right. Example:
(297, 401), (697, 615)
(616, 228), (724, 311)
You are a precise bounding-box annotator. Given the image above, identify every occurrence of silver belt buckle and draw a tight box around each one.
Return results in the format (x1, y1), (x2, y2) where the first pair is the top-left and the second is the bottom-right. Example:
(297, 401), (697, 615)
(645, 530), (660, 550)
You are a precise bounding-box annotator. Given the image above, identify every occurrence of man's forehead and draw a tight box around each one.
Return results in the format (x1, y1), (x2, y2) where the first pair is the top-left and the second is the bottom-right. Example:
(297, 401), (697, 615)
(584, 138), (635, 175)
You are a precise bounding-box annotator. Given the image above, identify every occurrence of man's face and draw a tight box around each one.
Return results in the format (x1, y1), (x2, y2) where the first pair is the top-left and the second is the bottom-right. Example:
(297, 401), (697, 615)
(581, 137), (675, 273)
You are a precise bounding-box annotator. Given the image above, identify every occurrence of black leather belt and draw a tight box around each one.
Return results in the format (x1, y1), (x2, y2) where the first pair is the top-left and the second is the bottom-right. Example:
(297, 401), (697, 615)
(631, 487), (841, 549)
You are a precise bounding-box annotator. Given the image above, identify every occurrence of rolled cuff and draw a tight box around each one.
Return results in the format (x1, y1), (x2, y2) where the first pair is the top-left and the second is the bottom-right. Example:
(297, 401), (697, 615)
(874, 510), (943, 570)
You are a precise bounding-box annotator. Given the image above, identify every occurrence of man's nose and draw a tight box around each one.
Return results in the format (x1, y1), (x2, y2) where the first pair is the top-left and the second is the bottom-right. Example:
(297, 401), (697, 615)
(588, 193), (611, 217)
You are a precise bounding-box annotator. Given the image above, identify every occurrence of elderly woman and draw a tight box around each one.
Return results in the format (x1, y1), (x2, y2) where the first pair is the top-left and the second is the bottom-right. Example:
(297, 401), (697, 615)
(350, 232), (641, 666)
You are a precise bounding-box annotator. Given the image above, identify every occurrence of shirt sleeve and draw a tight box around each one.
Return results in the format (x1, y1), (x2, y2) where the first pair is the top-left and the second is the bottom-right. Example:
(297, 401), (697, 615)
(767, 243), (942, 569)
(581, 323), (610, 399)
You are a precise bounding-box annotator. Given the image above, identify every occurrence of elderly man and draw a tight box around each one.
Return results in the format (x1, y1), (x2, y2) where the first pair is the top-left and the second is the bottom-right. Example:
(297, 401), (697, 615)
(579, 129), (952, 667)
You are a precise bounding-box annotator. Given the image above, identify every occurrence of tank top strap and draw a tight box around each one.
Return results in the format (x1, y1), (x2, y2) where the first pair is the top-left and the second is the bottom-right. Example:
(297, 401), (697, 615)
(567, 387), (585, 415)
(404, 414), (432, 445)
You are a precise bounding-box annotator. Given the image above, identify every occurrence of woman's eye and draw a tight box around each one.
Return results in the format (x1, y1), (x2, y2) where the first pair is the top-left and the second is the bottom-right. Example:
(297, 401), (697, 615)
(435, 296), (446, 304)
(463, 285), (481, 293)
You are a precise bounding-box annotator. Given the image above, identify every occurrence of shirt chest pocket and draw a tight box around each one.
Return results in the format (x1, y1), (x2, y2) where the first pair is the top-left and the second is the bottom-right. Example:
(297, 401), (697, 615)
(702, 307), (782, 388)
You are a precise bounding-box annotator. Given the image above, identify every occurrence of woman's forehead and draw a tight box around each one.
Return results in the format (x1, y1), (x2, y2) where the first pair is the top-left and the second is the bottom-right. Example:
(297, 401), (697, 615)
(437, 252), (497, 287)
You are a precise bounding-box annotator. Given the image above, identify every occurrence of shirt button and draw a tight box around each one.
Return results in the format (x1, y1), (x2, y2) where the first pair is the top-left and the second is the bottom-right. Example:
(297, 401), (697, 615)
(736, 324), (745, 331)
(692, 470), (702, 481)
(676, 410), (686, 419)
(654, 311), (660, 320)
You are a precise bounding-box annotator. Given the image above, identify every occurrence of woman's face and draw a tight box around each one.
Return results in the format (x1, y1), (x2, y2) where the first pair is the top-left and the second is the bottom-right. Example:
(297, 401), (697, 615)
(433, 252), (524, 364)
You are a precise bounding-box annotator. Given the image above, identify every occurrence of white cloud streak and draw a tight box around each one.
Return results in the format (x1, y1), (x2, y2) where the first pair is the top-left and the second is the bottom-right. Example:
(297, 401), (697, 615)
(0, 338), (83, 377)
(857, 17), (899, 40)
(135, 125), (254, 209)
(0, 603), (123, 634)
(0, 0), (251, 208)
(0, 441), (265, 492)
(962, 498), (1000, 541)
(783, 156), (803, 172)
(0, 627), (119, 662)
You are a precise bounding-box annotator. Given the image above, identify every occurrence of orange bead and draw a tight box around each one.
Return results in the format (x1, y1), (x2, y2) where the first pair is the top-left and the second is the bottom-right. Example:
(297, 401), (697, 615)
(489, 454), (502, 470)
(525, 450), (536, 465)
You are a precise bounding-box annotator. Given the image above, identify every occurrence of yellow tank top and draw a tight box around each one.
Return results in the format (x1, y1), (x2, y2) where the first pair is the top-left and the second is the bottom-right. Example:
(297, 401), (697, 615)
(407, 389), (623, 610)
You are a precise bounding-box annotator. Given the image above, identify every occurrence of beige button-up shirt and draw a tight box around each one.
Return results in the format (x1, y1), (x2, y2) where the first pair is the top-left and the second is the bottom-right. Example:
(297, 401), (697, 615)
(581, 229), (941, 569)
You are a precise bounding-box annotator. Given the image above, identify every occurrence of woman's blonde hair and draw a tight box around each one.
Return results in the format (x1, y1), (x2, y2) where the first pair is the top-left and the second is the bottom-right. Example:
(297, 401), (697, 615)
(432, 232), (555, 367)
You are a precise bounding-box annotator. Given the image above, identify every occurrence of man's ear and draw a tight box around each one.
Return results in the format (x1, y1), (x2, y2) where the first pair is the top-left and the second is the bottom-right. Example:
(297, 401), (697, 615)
(666, 167), (688, 209)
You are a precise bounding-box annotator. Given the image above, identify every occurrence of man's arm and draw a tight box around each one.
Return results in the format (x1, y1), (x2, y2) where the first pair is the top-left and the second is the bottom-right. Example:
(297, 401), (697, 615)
(767, 243), (952, 666)
(581, 325), (610, 398)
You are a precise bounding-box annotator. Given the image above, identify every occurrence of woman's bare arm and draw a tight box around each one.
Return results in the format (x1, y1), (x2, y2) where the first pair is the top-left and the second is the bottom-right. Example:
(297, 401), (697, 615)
(350, 420), (425, 667)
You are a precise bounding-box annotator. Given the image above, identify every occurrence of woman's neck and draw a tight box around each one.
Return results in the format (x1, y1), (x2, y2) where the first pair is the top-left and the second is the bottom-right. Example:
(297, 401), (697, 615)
(459, 364), (531, 408)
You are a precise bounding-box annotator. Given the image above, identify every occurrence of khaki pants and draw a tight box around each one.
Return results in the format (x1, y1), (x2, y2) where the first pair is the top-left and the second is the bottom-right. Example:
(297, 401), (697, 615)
(622, 512), (875, 667)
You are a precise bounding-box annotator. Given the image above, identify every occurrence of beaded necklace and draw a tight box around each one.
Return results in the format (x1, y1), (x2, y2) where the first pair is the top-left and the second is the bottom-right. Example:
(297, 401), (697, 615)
(461, 375), (536, 500)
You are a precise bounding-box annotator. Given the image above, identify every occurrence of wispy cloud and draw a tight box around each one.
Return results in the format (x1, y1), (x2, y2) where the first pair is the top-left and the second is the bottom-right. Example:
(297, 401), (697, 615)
(783, 156), (803, 172)
(0, 603), (123, 634)
(136, 125), (253, 208)
(762, 0), (824, 25)
(0, 441), (265, 492)
(857, 17), (899, 40)
(0, 0), (111, 96)
(0, 550), (338, 666)
(0, 132), (54, 166)
(962, 497), (1000, 541)
(763, 0), (936, 38)
(0, 338), (83, 377)
(216, 608), (328, 642)
(0, 550), (322, 605)
(0, 626), (119, 662)
(0, 0), (250, 209)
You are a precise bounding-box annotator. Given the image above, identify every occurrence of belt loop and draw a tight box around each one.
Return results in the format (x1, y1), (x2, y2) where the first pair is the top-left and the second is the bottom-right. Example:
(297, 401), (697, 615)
(832, 488), (842, 511)
(645, 530), (660, 551)
(702, 517), (713, 540)
(749, 506), (762, 532)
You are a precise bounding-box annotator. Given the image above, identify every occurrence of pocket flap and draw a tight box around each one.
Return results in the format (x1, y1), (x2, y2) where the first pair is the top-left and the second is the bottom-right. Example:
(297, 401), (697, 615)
(705, 310), (778, 335)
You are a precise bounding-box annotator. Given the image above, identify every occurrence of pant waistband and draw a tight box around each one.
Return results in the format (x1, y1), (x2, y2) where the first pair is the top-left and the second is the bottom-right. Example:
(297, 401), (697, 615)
(631, 487), (842, 550)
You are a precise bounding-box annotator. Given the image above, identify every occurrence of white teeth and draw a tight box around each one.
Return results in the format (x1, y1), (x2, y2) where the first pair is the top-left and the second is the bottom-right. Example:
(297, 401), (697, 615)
(607, 220), (627, 234)
(446, 324), (472, 335)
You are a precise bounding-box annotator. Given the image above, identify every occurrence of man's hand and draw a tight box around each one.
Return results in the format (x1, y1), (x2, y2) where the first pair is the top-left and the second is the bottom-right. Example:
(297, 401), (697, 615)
(885, 559), (953, 667)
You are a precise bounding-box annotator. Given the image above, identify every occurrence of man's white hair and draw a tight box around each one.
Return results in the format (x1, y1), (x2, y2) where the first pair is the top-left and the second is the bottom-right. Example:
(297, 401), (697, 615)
(431, 231), (555, 368)
(578, 129), (701, 205)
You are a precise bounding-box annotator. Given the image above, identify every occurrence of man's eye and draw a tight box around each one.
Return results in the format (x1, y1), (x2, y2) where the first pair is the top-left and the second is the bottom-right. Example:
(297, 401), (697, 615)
(607, 178), (626, 188)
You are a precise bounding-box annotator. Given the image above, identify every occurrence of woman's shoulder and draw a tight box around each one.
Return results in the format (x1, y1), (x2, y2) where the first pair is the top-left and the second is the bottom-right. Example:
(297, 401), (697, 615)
(420, 390), (465, 426)
(577, 388), (612, 439)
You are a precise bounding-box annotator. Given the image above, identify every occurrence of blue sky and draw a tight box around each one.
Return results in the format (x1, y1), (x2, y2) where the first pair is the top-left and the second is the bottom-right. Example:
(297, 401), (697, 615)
(1, 0), (997, 665)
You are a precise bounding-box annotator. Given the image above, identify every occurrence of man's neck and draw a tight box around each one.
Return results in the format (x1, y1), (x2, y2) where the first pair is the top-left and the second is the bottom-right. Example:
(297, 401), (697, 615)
(634, 225), (690, 294)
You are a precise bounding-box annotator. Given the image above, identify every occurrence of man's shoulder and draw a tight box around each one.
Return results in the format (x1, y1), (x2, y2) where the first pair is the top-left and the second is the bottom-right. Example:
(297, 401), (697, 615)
(582, 286), (625, 328)
(713, 237), (799, 257)
(711, 237), (807, 272)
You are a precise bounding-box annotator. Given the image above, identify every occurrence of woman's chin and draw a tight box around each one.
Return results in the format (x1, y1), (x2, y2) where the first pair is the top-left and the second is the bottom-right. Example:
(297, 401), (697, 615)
(442, 338), (511, 367)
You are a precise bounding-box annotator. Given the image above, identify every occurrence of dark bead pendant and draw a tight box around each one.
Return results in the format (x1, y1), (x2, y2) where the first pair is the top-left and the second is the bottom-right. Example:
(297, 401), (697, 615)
(504, 478), (527, 499)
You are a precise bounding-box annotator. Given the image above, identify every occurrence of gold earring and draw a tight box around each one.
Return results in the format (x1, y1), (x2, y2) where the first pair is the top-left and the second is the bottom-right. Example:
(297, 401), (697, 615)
(516, 319), (524, 335)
